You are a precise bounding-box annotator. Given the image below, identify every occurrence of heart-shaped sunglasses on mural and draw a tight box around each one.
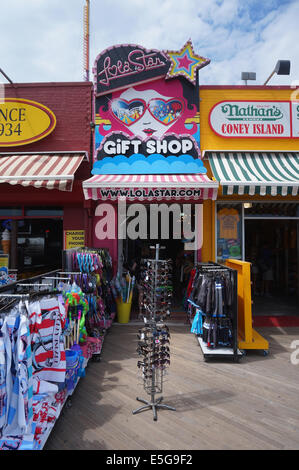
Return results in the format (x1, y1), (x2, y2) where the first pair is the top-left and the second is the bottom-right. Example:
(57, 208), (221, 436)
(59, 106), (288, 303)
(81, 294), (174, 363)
(110, 98), (184, 126)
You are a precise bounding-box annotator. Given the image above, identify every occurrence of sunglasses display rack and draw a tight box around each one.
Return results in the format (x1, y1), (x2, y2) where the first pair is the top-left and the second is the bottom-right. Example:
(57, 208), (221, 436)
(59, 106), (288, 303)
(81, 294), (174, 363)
(133, 244), (176, 421)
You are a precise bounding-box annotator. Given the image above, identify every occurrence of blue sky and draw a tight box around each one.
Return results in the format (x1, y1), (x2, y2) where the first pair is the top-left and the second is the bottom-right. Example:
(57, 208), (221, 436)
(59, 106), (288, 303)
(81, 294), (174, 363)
(0, 0), (298, 86)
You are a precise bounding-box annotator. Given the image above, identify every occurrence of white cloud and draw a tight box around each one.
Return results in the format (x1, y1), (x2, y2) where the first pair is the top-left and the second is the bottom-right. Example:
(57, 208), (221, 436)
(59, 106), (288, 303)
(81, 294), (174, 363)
(0, 0), (298, 86)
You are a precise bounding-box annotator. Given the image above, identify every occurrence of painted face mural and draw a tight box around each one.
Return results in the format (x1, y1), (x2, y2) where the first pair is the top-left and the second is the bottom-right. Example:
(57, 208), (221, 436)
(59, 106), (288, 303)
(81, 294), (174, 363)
(95, 77), (199, 155)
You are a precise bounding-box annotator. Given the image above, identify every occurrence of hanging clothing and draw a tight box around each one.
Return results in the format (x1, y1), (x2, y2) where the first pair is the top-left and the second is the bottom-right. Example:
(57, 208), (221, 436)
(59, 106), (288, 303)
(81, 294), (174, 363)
(187, 265), (235, 350)
(190, 309), (203, 335)
(30, 297), (66, 384)
(1, 310), (33, 437)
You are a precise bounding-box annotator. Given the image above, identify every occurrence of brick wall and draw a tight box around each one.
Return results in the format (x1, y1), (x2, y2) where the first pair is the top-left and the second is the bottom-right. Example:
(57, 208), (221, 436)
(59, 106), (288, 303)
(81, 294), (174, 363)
(2, 81), (93, 154)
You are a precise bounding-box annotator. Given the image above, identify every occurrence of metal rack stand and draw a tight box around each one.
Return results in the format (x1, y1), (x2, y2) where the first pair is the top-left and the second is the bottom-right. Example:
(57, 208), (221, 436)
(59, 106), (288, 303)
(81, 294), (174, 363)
(133, 244), (176, 421)
(189, 262), (242, 362)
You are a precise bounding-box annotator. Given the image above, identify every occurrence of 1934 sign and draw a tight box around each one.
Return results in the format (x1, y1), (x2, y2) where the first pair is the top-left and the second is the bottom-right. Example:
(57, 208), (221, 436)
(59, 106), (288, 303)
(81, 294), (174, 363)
(0, 98), (56, 146)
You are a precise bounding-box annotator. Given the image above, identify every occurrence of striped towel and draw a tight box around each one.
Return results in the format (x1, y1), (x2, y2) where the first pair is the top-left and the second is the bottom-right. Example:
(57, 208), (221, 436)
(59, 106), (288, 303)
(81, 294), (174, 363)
(3, 314), (33, 436)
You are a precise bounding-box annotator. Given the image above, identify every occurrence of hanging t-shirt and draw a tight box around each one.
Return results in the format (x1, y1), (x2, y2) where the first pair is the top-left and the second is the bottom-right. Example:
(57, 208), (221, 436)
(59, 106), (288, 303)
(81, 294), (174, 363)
(1, 312), (18, 435)
(2, 312), (33, 437)
(218, 208), (240, 240)
(30, 298), (66, 384)
(0, 318), (6, 436)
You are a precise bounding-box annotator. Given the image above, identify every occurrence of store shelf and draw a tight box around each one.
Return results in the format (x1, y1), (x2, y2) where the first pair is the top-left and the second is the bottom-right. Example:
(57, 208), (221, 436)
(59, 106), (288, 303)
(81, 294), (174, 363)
(197, 336), (243, 361)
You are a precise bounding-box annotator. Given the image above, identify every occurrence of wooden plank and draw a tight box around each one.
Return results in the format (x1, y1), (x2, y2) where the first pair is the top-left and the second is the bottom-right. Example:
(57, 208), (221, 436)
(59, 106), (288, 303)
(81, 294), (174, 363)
(45, 323), (299, 450)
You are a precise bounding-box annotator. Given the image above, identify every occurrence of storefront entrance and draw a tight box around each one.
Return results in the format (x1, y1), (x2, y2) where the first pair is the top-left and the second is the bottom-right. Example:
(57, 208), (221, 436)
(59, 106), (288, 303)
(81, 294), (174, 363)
(244, 203), (299, 317)
(120, 203), (198, 318)
(216, 201), (299, 317)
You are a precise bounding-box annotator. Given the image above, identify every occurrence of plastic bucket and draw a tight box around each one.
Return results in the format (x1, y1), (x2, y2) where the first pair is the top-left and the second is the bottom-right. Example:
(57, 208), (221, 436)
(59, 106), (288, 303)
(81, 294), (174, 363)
(116, 294), (132, 324)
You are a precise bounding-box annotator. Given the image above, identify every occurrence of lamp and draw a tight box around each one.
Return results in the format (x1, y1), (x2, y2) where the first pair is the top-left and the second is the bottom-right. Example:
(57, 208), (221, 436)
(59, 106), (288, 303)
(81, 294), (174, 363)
(263, 60), (291, 85)
(241, 72), (256, 85)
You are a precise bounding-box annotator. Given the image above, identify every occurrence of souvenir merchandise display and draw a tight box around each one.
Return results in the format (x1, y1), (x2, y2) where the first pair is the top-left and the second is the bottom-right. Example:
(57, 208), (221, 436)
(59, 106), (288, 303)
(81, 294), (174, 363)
(63, 248), (116, 354)
(139, 258), (173, 320)
(185, 262), (240, 361)
(112, 271), (135, 303)
(133, 245), (176, 421)
(0, 277), (99, 450)
(0, 247), (116, 450)
(0, 287), (71, 450)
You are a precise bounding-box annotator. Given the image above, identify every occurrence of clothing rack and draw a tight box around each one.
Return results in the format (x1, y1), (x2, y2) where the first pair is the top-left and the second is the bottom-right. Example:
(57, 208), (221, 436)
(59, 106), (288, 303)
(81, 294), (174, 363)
(0, 293), (30, 298)
(18, 283), (52, 287)
(0, 264), (115, 450)
(187, 261), (241, 362)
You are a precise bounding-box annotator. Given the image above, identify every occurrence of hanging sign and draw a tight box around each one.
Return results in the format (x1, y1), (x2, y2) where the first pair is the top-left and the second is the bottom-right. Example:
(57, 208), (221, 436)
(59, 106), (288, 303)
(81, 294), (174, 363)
(64, 230), (85, 250)
(209, 100), (292, 138)
(0, 98), (56, 146)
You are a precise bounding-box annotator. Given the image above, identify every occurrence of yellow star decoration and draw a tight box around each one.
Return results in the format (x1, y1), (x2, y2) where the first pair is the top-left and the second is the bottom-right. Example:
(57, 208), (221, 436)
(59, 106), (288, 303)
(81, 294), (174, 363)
(165, 40), (210, 85)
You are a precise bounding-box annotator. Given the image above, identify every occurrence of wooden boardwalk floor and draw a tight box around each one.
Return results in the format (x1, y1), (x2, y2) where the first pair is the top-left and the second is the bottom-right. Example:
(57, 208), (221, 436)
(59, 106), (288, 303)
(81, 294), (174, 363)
(45, 323), (299, 450)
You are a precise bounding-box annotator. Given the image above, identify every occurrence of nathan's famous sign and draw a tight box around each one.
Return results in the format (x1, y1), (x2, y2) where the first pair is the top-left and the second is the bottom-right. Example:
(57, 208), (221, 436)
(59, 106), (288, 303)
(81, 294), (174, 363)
(209, 100), (299, 138)
(92, 41), (210, 175)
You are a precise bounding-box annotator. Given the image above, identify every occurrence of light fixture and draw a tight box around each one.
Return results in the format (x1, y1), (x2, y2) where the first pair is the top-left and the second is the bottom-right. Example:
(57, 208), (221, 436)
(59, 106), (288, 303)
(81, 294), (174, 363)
(241, 72), (256, 85)
(263, 60), (291, 85)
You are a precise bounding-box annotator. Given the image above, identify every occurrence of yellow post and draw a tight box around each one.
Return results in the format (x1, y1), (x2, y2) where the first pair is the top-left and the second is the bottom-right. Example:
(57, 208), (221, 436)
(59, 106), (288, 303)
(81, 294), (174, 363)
(225, 259), (269, 352)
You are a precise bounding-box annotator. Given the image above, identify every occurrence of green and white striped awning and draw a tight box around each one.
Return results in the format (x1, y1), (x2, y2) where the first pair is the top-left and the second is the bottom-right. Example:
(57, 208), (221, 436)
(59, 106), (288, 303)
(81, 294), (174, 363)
(206, 151), (299, 196)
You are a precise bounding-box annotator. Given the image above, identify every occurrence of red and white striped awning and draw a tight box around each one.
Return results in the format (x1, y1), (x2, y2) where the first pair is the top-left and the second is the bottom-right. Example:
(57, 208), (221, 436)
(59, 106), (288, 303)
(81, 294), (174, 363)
(0, 153), (86, 191)
(83, 173), (218, 201)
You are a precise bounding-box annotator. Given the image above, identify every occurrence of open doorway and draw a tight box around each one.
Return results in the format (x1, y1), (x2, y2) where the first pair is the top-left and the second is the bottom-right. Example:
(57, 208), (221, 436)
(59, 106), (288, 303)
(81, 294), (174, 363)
(245, 203), (299, 317)
(121, 203), (197, 318)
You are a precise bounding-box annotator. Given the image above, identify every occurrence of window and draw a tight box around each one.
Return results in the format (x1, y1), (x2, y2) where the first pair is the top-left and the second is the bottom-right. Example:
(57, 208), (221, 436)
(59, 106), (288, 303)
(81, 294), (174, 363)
(216, 203), (243, 262)
(0, 207), (22, 216)
(24, 207), (63, 217)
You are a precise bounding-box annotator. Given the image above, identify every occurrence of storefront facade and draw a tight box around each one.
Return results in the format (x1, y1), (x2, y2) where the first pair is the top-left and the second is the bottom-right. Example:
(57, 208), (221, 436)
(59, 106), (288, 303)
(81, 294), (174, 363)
(0, 81), (93, 277)
(199, 85), (299, 298)
(82, 42), (219, 300)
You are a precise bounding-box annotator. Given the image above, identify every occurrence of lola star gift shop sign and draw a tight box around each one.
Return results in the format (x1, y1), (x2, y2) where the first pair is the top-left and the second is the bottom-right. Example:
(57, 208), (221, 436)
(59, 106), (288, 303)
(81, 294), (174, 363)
(209, 100), (299, 138)
(0, 98), (56, 146)
(92, 41), (210, 175)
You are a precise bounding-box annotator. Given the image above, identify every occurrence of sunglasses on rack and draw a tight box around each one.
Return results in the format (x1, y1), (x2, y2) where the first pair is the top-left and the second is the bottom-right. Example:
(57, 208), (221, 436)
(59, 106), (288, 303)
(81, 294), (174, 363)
(150, 352), (170, 360)
(156, 286), (173, 292)
(152, 359), (170, 368)
(156, 330), (170, 338)
(143, 373), (154, 380)
(155, 293), (172, 300)
(158, 338), (170, 345)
